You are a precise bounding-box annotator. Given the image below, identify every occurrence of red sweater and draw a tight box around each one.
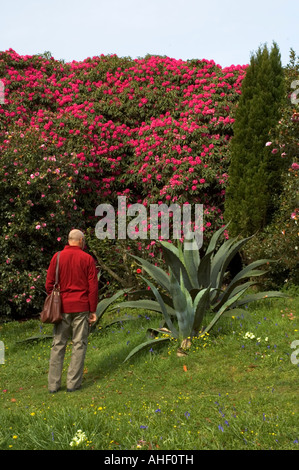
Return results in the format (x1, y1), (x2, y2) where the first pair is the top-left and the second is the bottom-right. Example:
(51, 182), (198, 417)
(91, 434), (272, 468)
(45, 245), (98, 314)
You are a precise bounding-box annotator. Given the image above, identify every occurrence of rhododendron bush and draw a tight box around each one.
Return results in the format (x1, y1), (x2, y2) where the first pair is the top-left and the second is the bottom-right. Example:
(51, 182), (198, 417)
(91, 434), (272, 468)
(0, 49), (248, 317)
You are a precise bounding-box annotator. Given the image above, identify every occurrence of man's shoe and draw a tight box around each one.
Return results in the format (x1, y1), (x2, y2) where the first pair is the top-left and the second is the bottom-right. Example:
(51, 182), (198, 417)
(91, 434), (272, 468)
(49, 389), (60, 394)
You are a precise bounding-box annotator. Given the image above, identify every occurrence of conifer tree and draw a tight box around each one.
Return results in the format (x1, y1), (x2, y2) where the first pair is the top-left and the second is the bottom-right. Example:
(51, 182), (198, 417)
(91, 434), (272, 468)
(224, 42), (285, 237)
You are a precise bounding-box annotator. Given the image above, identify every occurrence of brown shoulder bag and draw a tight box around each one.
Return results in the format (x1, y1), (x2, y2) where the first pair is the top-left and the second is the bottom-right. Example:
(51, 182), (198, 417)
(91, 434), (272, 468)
(40, 252), (63, 324)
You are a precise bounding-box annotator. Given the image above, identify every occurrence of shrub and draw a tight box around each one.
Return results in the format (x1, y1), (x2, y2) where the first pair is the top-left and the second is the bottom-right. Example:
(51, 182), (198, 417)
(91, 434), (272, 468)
(243, 50), (299, 288)
(0, 49), (247, 318)
(224, 43), (285, 237)
(0, 127), (81, 317)
(244, 163), (299, 288)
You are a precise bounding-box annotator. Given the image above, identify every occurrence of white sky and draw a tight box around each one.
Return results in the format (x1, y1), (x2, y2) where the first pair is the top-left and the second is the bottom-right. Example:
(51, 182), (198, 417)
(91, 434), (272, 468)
(1, 0), (298, 66)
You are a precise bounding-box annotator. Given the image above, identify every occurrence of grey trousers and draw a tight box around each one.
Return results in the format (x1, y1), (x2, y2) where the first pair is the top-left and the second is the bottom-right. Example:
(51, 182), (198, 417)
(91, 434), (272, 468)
(48, 311), (90, 391)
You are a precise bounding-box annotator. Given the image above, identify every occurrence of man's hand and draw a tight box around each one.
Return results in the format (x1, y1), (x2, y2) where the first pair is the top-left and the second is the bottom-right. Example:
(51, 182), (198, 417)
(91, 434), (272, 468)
(88, 312), (97, 325)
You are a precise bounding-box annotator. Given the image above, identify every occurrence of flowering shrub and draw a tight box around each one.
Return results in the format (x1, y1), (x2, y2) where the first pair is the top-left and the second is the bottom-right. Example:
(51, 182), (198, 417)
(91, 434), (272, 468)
(0, 128), (81, 316)
(0, 49), (248, 317)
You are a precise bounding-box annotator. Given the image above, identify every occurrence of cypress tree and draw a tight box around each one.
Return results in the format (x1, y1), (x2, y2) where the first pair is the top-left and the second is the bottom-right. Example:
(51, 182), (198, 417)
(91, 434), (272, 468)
(224, 42), (285, 237)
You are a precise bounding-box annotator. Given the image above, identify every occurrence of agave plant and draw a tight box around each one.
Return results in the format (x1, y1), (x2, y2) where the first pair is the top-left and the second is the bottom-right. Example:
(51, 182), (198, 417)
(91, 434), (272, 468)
(98, 225), (286, 360)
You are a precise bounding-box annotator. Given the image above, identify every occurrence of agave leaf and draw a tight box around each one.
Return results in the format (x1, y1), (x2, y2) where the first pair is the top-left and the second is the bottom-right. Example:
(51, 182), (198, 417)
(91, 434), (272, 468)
(217, 237), (253, 286)
(169, 270), (192, 339)
(16, 334), (53, 343)
(129, 254), (170, 292)
(192, 286), (211, 334)
(99, 316), (136, 329)
(214, 272), (267, 312)
(127, 289), (174, 311)
(123, 337), (171, 362)
(215, 281), (256, 310)
(221, 308), (251, 318)
(112, 299), (176, 317)
(204, 285), (249, 334)
(178, 242), (186, 266)
(140, 275), (179, 338)
(232, 291), (288, 309)
(205, 224), (229, 255)
(230, 259), (273, 285)
(179, 269), (195, 330)
(183, 242), (200, 289)
(197, 250), (213, 288)
(210, 237), (238, 287)
(210, 236), (254, 305)
(96, 289), (130, 320)
(147, 327), (176, 339)
(160, 241), (193, 291)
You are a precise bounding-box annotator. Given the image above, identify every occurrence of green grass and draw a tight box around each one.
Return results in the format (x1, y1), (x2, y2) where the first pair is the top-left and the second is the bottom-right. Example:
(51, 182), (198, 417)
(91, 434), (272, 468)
(0, 293), (298, 450)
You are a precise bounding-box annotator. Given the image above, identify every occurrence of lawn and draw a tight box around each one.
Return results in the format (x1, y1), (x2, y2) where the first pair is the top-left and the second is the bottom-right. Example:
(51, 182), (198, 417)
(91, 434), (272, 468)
(0, 293), (298, 451)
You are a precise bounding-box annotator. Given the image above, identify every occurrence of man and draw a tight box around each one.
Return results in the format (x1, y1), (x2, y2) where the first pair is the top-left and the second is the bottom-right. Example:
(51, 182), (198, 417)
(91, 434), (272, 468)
(46, 229), (98, 393)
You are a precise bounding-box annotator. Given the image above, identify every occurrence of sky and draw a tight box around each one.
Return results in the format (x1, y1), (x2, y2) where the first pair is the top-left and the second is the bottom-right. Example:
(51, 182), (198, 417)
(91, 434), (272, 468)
(1, 0), (299, 67)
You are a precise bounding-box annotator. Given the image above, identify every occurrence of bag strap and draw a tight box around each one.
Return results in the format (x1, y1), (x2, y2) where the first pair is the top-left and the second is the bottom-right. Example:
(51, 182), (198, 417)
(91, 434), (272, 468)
(55, 251), (61, 286)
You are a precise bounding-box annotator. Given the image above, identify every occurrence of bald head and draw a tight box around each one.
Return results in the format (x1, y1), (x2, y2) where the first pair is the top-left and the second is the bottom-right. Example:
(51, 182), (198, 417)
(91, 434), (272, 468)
(68, 229), (85, 248)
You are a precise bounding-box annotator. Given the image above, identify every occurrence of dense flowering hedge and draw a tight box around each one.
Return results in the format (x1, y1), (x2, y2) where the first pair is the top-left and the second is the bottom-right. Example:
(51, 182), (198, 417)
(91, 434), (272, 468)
(1, 49), (247, 316)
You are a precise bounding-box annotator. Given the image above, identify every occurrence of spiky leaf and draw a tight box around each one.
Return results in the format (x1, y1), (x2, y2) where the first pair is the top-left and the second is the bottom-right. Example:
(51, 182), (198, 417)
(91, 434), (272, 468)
(123, 337), (171, 362)
(183, 242), (200, 289)
(140, 275), (179, 338)
(160, 241), (193, 291)
(129, 254), (170, 292)
(192, 286), (211, 334)
(197, 251), (213, 288)
(112, 299), (176, 317)
(169, 270), (192, 339)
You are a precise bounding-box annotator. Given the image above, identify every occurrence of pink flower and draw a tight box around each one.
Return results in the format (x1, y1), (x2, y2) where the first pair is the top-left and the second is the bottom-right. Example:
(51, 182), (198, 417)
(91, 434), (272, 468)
(291, 162), (299, 170)
(35, 224), (41, 229)
(265, 141), (272, 146)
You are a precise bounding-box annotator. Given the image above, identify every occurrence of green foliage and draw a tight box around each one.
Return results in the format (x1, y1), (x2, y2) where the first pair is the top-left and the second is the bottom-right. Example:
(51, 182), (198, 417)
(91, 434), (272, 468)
(0, 128), (81, 317)
(243, 50), (299, 288)
(244, 164), (299, 288)
(224, 42), (286, 237)
(0, 50), (247, 319)
(108, 225), (286, 359)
